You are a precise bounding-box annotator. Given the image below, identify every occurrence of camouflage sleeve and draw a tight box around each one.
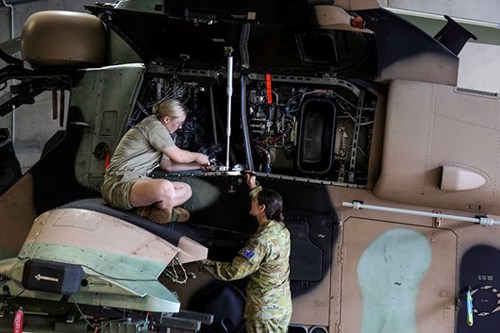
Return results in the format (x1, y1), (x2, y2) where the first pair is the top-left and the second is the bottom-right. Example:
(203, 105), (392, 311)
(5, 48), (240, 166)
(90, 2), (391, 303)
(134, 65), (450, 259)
(198, 240), (266, 281)
(249, 185), (262, 200)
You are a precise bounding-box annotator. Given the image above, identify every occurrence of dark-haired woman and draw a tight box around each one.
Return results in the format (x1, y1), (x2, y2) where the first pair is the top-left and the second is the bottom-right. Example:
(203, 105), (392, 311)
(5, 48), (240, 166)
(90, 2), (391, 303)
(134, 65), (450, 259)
(101, 99), (210, 223)
(198, 173), (292, 333)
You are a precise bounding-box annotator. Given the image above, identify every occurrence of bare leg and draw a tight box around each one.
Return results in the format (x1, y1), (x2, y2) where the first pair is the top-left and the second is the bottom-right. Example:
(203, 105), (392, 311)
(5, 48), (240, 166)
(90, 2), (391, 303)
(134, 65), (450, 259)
(169, 181), (193, 207)
(128, 179), (192, 211)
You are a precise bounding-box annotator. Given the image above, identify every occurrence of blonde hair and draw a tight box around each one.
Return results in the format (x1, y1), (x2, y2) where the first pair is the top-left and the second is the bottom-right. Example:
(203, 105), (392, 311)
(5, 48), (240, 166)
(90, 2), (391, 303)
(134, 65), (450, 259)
(152, 99), (187, 119)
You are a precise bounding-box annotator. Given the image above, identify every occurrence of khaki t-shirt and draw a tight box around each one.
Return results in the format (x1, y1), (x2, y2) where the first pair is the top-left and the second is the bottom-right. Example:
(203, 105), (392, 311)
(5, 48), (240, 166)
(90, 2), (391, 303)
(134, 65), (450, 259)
(106, 115), (175, 178)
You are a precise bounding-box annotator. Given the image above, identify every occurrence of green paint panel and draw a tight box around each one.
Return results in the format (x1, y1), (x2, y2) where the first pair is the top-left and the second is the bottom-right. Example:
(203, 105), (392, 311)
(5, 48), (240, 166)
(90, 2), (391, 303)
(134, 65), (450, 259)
(19, 242), (166, 279)
(357, 229), (431, 333)
(16, 242), (181, 312)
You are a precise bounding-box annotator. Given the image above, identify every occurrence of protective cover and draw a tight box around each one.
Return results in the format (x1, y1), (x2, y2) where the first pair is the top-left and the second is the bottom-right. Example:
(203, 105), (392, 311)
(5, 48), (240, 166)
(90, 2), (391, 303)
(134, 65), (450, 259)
(21, 11), (106, 67)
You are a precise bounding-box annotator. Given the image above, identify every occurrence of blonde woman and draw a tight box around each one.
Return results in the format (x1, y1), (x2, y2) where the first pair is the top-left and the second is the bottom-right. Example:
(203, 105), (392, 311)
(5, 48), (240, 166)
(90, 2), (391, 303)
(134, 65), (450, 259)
(101, 99), (210, 223)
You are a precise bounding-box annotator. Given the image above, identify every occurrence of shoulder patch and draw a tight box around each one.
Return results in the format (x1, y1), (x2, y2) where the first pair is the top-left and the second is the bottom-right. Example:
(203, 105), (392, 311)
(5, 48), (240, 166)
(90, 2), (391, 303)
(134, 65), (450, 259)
(241, 248), (255, 260)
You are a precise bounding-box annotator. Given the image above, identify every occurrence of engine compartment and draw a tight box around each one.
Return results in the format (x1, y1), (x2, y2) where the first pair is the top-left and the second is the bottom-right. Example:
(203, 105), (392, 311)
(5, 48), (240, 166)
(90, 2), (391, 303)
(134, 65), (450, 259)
(132, 69), (379, 187)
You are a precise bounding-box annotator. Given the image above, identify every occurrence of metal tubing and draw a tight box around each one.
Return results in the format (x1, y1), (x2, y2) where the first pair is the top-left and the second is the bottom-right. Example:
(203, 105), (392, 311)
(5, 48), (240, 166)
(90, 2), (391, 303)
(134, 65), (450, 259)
(240, 74), (254, 170)
(225, 54), (233, 170)
(342, 201), (500, 226)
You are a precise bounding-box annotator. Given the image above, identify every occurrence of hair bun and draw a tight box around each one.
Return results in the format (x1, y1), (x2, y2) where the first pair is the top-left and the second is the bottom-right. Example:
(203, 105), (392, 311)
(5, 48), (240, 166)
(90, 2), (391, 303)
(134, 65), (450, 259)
(272, 210), (284, 222)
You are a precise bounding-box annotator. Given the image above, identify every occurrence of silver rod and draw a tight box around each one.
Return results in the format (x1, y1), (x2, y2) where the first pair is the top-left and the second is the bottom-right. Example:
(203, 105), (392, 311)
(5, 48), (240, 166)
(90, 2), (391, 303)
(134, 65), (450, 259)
(225, 54), (233, 170)
(342, 201), (500, 226)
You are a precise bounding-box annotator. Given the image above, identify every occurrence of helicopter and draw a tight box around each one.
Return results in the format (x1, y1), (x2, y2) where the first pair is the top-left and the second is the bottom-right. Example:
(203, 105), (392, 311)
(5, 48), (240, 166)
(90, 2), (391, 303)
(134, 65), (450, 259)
(0, 0), (499, 332)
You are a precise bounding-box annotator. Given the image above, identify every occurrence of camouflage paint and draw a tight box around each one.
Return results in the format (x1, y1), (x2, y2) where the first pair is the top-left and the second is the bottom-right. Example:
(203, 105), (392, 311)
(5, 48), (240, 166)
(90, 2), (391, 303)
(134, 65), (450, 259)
(12, 242), (181, 312)
(357, 228), (431, 333)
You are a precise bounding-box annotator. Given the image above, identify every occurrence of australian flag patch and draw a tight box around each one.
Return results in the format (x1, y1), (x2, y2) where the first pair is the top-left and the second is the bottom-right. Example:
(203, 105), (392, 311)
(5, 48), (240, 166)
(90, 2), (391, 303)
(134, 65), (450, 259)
(241, 248), (255, 260)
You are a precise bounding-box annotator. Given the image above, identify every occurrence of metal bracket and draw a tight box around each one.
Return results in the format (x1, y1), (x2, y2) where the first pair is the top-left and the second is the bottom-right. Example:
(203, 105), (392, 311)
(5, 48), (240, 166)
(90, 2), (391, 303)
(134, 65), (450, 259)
(433, 211), (443, 227)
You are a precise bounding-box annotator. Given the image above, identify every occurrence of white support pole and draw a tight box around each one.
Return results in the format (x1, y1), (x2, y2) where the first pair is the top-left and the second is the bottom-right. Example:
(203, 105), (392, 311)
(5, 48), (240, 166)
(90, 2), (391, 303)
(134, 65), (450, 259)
(225, 52), (233, 170)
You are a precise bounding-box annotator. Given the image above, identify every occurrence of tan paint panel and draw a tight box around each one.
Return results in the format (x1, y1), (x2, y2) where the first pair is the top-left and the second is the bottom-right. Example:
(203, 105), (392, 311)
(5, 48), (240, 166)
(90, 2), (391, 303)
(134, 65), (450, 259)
(374, 80), (500, 214)
(23, 209), (179, 264)
(291, 269), (331, 325)
(335, 0), (380, 11)
(0, 173), (37, 258)
(340, 218), (456, 333)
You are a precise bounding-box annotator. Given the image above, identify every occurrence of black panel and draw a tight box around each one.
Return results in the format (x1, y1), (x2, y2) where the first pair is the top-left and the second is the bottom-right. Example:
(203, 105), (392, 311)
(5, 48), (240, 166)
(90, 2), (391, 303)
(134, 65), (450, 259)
(188, 281), (246, 333)
(434, 15), (477, 55)
(152, 173), (338, 295)
(94, 8), (242, 68)
(87, 3), (378, 77)
(288, 214), (326, 282)
(296, 98), (336, 175)
(22, 259), (83, 295)
(359, 8), (458, 72)
(32, 107), (97, 214)
(296, 32), (338, 65)
(457, 245), (500, 332)
(0, 128), (21, 195)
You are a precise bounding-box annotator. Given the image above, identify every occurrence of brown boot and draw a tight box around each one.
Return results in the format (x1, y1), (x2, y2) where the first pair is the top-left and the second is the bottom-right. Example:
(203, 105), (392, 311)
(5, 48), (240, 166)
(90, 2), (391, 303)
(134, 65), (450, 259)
(133, 205), (171, 224)
(133, 205), (190, 224)
(170, 207), (190, 223)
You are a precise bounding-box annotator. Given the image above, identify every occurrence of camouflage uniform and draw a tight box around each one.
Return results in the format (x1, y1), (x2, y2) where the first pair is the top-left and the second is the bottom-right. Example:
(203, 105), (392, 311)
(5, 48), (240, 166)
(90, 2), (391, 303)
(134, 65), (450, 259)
(199, 187), (292, 333)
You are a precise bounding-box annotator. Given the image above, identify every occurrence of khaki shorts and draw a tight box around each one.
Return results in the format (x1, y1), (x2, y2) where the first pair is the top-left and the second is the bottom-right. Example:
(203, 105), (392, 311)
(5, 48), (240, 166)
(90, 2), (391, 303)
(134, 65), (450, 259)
(101, 174), (143, 210)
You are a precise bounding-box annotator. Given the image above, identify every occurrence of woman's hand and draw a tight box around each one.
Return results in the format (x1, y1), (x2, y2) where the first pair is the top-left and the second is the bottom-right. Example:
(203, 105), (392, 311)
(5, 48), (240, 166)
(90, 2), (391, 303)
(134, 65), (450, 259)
(196, 153), (210, 166)
(245, 171), (258, 190)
